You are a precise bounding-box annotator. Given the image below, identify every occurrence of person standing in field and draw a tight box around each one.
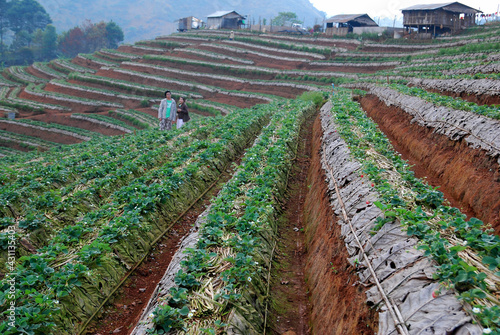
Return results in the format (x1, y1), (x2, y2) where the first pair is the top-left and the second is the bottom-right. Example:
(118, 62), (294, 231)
(158, 90), (177, 130)
(176, 97), (190, 128)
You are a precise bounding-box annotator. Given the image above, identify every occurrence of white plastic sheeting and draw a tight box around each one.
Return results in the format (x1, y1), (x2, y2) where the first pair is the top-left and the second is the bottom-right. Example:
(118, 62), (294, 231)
(319, 101), (482, 334)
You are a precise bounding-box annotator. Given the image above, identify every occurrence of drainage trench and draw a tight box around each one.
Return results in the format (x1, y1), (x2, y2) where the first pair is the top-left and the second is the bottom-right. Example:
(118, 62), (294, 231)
(302, 115), (379, 334)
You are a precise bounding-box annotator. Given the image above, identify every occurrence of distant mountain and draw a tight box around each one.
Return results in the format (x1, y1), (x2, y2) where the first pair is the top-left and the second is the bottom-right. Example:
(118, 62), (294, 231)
(37, 0), (326, 43)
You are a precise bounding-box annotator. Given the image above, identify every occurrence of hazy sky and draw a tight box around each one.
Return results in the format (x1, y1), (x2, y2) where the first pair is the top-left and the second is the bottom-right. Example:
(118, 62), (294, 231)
(309, 0), (500, 18)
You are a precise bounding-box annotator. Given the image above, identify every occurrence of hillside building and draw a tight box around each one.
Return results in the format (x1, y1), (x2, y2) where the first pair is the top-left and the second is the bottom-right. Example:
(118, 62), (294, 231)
(325, 14), (378, 36)
(177, 16), (204, 32)
(402, 2), (482, 37)
(206, 11), (246, 30)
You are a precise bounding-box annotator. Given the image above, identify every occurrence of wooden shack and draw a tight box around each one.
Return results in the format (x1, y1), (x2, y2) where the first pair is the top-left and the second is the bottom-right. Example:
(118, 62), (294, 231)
(402, 2), (481, 37)
(206, 11), (246, 30)
(177, 16), (203, 32)
(325, 14), (378, 36)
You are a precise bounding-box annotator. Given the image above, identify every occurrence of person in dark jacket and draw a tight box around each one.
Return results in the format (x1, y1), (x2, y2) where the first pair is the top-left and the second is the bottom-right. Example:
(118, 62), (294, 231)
(176, 97), (190, 128)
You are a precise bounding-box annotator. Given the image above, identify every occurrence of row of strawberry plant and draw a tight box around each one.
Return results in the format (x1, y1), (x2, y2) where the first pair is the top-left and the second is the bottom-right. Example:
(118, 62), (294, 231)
(199, 42), (314, 62)
(31, 62), (66, 79)
(49, 78), (154, 102)
(3, 66), (48, 85)
(136, 40), (187, 49)
(107, 110), (153, 129)
(0, 86), (69, 112)
(0, 118), (100, 141)
(0, 147), (23, 157)
(0, 107), (270, 334)
(331, 88), (500, 334)
(0, 74), (19, 86)
(25, 83), (123, 108)
(0, 129), (58, 151)
(389, 83), (500, 119)
(140, 54), (341, 81)
(76, 53), (119, 67)
(95, 49), (141, 62)
(70, 113), (136, 133)
(0, 117), (221, 227)
(49, 59), (96, 74)
(0, 118), (213, 210)
(70, 71), (202, 100)
(144, 99), (316, 334)
(179, 47), (255, 65)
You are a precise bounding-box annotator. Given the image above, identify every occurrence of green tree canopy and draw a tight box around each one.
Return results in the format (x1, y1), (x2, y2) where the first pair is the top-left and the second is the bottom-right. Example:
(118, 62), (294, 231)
(106, 21), (124, 49)
(42, 24), (57, 59)
(7, 0), (51, 34)
(271, 12), (302, 27)
(58, 20), (125, 57)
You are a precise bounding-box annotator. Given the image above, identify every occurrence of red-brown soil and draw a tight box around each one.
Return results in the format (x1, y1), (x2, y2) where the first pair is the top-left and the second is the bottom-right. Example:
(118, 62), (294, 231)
(302, 116), (377, 334)
(138, 58), (276, 80)
(302, 63), (394, 73)
(28, 113), (128, 136)
(114, 62), (305, 99)
(86, 208), (199, 335)
(0, 122), (81, 144)
(360, 94), (500, 233)
(117, 45), (169, 56)
(96, 68), (272, 107)
(43, 82), (141, 110)
(17, 88), (106, 114)
(170, 48), (260, 67)
(0, 140), (31, 152)
(25, 66), (54, 81)
(71, 56), (106, 71)
(196, 44), (310, 70)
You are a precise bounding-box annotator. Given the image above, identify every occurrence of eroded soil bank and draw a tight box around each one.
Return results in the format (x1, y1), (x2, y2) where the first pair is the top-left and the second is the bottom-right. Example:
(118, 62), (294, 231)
(267, 112), (377, 334)
(360, 94), (500, 233)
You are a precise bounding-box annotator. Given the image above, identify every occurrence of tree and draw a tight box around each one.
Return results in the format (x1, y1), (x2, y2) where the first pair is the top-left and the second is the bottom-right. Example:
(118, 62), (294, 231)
(0, 0), (9, 58)
(58, 20), (124, 57)
(58, 26), (85, 57)
(105, 21), (124, 49)
(7, 0), (51, 34)
(271, 12), (302, 27)
(84, 21), (107, 52)
(42, 24), (57, 60)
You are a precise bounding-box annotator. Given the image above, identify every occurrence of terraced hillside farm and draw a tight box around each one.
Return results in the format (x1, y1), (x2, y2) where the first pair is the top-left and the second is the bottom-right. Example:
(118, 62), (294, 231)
(1, 22), (500, 335)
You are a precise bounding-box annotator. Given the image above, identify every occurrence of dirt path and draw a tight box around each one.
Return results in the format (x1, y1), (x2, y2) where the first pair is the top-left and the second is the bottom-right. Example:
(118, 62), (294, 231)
(267, 111), (378, 334)
(303, 115), (377, 334)
(267, 112), (315, 335)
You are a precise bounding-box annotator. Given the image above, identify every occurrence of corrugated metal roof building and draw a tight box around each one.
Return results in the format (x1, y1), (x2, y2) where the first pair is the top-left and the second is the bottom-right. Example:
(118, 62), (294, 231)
(206, 11), (246, 30)
(402, 2), (481, 36)
(325, 14), (378, 35)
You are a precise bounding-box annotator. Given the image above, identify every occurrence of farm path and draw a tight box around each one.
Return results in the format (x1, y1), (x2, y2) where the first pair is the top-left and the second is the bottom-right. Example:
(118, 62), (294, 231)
(266, 111), (315, 335)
